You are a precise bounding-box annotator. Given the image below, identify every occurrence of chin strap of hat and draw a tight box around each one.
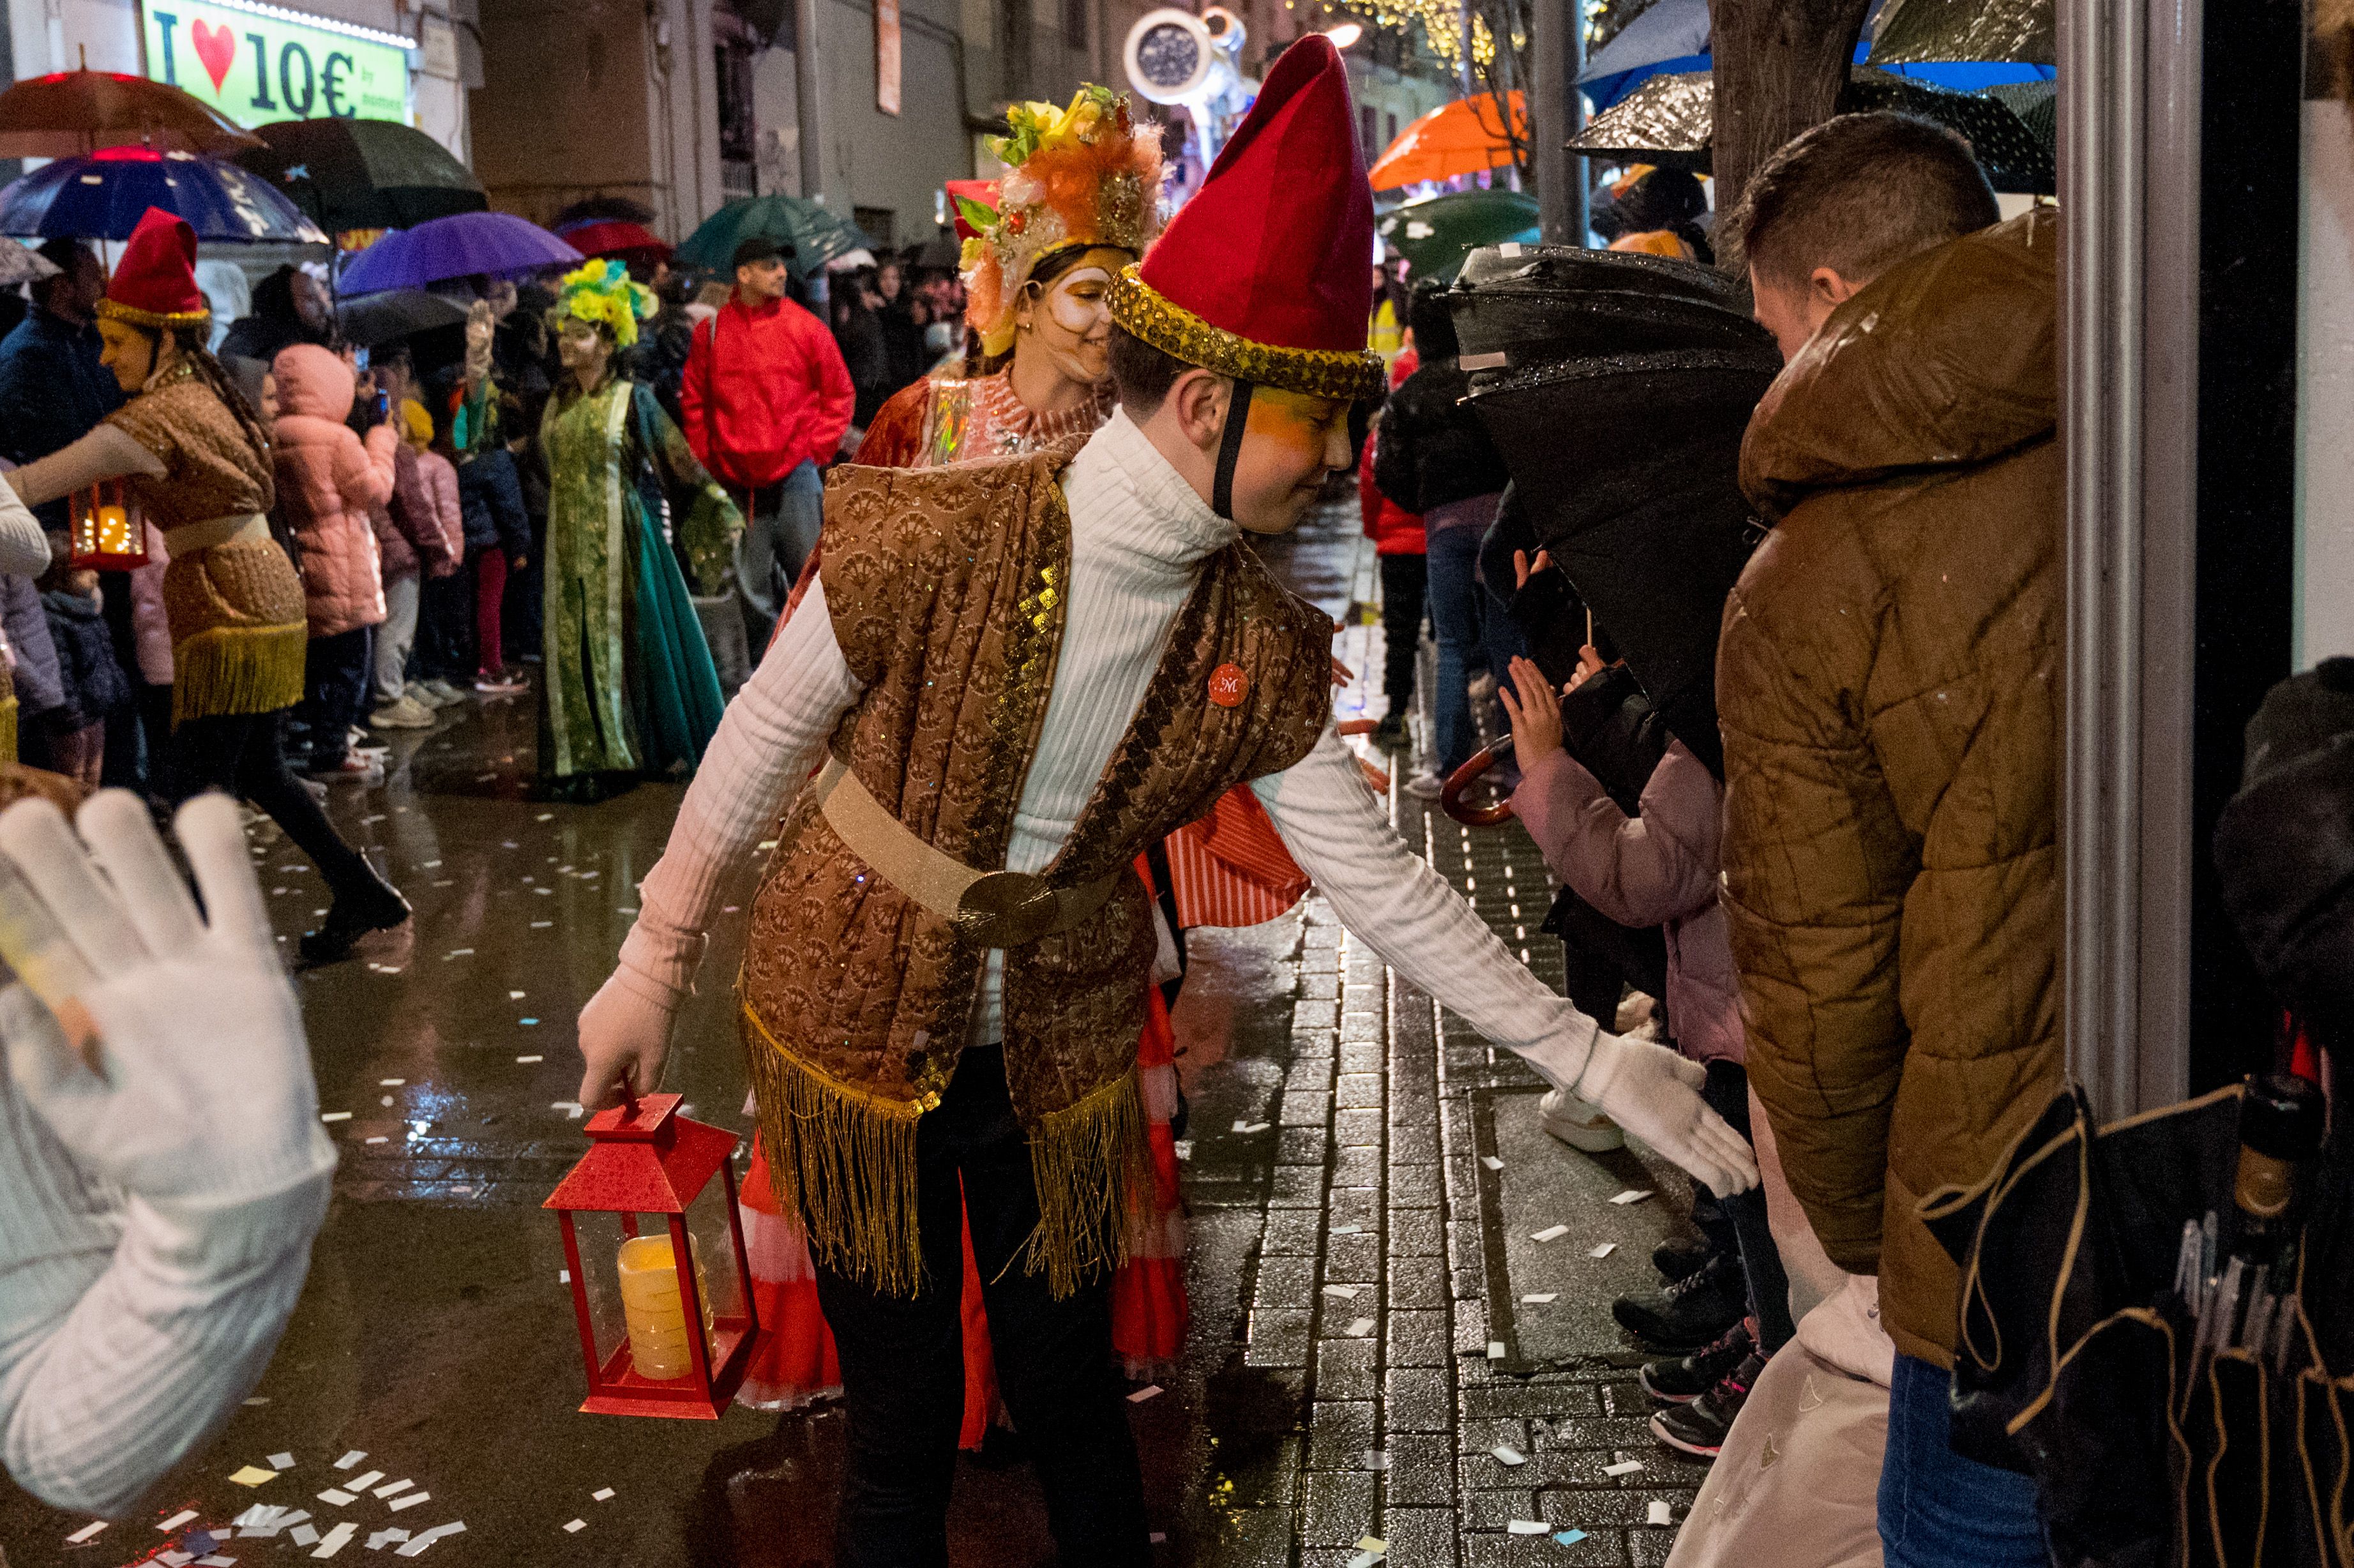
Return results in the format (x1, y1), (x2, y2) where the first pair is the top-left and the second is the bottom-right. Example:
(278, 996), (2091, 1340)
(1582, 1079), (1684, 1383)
(1210, 379), (1255, 522)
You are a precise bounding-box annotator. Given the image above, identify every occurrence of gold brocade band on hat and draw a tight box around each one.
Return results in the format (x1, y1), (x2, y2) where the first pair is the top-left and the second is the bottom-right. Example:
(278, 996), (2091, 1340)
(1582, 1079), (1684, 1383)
(96, 297), (211, 330)
(1108, 266), (1387, 402)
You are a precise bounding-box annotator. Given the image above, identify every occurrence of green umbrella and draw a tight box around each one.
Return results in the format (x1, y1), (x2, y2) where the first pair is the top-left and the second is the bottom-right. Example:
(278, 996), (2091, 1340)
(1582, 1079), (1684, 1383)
(1377, 188), (1542, 283)
(675, 195), (877, 280)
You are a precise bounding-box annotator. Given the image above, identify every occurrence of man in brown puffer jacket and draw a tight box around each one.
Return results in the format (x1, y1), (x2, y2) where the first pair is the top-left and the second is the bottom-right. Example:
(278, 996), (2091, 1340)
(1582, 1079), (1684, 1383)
(1716, 113), (2061, 1568)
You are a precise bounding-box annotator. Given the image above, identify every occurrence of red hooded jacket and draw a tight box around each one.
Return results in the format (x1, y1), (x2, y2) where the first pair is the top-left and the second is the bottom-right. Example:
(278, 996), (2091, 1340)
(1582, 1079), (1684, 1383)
(680, 292), (856, 490)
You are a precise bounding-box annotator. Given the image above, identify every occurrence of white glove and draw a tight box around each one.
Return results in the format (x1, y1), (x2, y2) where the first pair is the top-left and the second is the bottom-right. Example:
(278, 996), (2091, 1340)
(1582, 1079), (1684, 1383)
(576, 960), (683, 1110)
(1564, 1029), (1760, 1198)
(0, 791), (333, 1207)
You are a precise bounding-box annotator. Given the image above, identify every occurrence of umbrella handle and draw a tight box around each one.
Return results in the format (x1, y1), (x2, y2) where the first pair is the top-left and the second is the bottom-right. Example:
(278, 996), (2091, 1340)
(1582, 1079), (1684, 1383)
(1442, 739), (1517, 827)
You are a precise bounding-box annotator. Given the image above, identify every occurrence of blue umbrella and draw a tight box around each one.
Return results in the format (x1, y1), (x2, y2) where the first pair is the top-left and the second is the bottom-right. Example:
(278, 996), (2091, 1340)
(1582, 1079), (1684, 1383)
(1578, 0), (2053, 113)
(336, 211), (581, 295)
(0, 146), (326, 241)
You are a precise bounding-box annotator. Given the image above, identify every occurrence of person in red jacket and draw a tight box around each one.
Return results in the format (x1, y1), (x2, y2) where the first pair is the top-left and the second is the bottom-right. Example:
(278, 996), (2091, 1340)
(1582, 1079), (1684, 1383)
(679, 236), (854, 651)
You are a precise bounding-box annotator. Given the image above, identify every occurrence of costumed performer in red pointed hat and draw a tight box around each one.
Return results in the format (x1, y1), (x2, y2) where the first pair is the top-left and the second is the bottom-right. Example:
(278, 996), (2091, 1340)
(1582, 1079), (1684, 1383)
(6, 207), (409, 964)
(575, 38), (1756, 1563)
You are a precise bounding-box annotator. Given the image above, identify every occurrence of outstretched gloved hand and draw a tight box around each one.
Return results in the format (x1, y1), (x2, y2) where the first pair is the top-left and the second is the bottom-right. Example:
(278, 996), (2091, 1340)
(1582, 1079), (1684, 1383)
(0, 791), (333, 1207)
(1562, 1029), (1759, 1198)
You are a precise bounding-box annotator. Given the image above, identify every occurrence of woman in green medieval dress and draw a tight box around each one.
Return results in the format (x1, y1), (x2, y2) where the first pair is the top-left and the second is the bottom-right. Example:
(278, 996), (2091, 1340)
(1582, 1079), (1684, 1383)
(537, 262), (742, 801)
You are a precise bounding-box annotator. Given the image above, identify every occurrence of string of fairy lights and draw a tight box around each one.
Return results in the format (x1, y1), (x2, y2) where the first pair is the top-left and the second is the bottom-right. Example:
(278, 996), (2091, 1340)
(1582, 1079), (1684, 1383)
(1281, 0), (1633, 73)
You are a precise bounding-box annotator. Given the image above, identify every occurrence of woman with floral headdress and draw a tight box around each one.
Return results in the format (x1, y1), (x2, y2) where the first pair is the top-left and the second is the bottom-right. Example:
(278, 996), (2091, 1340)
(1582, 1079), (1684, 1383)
(536, 260), (743, 801)
(857, 86), (1162, 469)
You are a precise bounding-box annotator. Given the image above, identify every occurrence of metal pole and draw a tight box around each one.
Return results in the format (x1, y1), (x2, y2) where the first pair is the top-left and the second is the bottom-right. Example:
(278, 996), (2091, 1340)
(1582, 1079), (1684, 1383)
(2057, 0), (2200, 1119)
(1459, 0), (1474, 94)
(1533, 0), (1566, 239)
(1566, 0), (1586, 243)
(794, 0), (824, 202)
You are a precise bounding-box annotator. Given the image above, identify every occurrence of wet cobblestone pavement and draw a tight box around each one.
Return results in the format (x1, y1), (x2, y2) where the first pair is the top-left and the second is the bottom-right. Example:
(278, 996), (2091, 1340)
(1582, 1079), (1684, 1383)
(0, 501), (1712, 1567)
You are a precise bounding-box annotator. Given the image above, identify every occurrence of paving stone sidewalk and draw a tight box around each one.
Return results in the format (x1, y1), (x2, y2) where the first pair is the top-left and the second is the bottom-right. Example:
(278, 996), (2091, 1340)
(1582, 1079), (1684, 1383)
(1175, 529), (1717, 1568)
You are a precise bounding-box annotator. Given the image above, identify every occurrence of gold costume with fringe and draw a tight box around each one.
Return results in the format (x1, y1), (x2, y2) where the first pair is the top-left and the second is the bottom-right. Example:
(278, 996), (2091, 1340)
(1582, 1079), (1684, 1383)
(107, 373), (304, 726)
(736, 442), (1331, 1299)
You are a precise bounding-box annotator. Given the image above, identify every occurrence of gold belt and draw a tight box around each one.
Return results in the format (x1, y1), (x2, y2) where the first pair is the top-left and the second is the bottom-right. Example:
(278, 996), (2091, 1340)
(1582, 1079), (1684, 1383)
(815, 757), (1120, 949)
(163, 513), (270, 555)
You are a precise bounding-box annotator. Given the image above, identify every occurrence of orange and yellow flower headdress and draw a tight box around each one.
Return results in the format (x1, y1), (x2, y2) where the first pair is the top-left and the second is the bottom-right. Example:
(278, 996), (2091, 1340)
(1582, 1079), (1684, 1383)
(958, 84), (1163, 358)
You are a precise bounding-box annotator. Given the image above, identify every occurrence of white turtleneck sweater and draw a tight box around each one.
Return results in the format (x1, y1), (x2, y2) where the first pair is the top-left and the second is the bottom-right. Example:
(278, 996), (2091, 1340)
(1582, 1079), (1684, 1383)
(619, 409), (1600, 1083)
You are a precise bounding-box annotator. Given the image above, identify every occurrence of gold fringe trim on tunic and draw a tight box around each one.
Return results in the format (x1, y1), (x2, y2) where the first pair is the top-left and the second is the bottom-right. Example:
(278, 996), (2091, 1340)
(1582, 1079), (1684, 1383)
(171, 622), (306, 729)
(1022, 1065), (1149, 1299)
(741, 999), (1148, 1300)
(0, 694), (15, 765)
(743, 1002), (935, 1299)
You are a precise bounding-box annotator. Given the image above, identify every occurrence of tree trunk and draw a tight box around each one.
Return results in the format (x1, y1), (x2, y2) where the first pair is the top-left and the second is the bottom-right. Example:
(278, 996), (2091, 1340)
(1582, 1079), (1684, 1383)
(1707, 0), (1873, 268)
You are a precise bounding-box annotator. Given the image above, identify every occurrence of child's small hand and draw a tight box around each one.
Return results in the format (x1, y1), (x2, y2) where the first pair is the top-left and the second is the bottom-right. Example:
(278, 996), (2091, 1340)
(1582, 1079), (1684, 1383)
(1565, 644), (1607, 693)
(1511, 547), (1555, 592)
(1498, 655), (1564, 758)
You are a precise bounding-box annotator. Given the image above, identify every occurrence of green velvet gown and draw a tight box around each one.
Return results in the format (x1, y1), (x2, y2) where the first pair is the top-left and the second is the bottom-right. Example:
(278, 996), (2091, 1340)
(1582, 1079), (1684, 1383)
(538, 375), (741, 785)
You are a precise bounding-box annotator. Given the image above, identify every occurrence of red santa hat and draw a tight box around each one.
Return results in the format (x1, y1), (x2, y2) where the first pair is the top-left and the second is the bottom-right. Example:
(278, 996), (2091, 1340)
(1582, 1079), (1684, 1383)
(97, 206), (208, 329)
(1108, 35), (1384, 403)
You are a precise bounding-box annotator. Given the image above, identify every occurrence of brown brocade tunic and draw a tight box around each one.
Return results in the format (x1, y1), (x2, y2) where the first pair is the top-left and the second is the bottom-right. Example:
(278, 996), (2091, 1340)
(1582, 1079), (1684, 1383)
(736, 441), (1331, 1295)
(108, 372), (303, 727)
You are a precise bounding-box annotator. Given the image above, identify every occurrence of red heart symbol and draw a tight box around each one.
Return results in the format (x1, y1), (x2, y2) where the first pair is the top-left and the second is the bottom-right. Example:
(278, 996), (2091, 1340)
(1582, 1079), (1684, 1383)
(191, 20), (236, 94)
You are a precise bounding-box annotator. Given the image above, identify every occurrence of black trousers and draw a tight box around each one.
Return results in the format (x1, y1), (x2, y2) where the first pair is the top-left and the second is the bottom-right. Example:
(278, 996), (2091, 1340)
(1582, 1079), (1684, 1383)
(416, 565), (474, 682)
(163, 711), (381, 908)
(808, 1045), (1149, 1568)
(1701, 1059), (1797, 1354)
(1377, 552), (1427, 712)
(298, 627), (372, 767)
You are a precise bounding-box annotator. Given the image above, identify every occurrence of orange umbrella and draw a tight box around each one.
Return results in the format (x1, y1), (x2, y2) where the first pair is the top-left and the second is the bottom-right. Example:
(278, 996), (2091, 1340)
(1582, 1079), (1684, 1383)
(1367, 91), (1527, 191)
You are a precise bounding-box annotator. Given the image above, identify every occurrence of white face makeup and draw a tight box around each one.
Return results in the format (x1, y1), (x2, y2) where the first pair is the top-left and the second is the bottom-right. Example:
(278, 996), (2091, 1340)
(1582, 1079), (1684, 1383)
(1015, 249), (1129, 388)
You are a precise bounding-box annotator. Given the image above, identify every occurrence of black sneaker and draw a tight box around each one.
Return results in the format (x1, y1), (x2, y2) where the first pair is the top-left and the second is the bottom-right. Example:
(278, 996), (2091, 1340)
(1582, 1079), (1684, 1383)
(1651, 1237), (1714, 1285)
(1371, 712), (1410, 751)
(1638, 1318), (1753, 1405)
(1612, 1253), (1746, 1351)
(1649, 1349), (1767, 1459)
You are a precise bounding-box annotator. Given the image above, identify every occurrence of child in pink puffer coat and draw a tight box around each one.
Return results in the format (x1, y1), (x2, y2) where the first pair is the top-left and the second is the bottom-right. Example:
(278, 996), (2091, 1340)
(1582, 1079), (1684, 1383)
(272, 343), (396, 779)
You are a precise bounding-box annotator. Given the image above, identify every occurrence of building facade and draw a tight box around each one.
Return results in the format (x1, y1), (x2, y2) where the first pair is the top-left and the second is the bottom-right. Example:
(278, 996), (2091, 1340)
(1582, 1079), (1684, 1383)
(3, 0), (472, 163)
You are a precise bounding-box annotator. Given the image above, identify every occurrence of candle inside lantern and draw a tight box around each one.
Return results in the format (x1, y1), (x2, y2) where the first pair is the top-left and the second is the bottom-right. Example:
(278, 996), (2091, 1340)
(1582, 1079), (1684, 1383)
(615, 1233), (714, 1380)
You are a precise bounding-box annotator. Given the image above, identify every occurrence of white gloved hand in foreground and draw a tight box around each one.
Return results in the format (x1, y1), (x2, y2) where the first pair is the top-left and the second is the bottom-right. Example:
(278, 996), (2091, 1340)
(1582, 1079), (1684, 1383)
(576, 959), (683, 1110)
(0, 791), (332, 1205)
(1530, 1027), (1760, 1197)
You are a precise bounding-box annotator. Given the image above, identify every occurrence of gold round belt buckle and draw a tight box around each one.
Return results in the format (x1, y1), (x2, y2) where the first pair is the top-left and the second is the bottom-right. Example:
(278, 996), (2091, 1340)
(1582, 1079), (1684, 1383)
(956, 870), (1060, 948)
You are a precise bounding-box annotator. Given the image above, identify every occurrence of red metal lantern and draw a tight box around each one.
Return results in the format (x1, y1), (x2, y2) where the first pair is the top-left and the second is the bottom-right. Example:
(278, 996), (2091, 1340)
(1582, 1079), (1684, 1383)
(68, 479), (146, 571)
(542, 1092), (759, 1419)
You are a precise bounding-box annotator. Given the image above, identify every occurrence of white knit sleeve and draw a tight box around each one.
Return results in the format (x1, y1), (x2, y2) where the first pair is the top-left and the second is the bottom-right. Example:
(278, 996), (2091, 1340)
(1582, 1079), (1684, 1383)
(0, 1082), (329, 1518)
(616, 574), (864, 1001)
(1251, 728), (1601, 1087)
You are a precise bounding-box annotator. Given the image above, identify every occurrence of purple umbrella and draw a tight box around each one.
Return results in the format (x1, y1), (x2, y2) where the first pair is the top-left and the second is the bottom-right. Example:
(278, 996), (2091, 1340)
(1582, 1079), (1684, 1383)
(336, 210), (580, 294)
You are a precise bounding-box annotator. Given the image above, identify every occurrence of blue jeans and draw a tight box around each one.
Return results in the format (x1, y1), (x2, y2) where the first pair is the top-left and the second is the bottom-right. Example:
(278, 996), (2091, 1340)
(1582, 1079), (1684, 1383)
(734, 460), (826, 649)
(1426, 508), (1523, 774)
(1880, 1353), (2049, 1568)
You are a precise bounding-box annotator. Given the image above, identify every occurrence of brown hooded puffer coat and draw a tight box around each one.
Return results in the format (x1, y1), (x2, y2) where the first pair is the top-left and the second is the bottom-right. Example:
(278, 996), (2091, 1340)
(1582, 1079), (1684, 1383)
(1717, 208), (2063, 1368)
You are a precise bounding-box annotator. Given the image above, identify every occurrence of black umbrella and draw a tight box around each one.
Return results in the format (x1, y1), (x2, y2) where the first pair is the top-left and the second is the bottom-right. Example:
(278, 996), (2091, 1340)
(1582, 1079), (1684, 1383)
(1569, 66), (2055, 195)
(234, 118), (488, 235)
(1867, 0), (2053, 68)
(336, 289), (470, 349)
(1455, 247), (1781, 778)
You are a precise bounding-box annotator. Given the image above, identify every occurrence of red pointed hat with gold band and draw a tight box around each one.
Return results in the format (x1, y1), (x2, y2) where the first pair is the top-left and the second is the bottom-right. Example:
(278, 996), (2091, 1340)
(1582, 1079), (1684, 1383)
(97, 206), (208, 329)
(1108, 35), (1385, 403)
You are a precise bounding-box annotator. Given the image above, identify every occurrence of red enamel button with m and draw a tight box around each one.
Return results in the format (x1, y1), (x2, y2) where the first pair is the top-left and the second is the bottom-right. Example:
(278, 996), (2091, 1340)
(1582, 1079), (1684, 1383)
(1208, 663), (1249, 708)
